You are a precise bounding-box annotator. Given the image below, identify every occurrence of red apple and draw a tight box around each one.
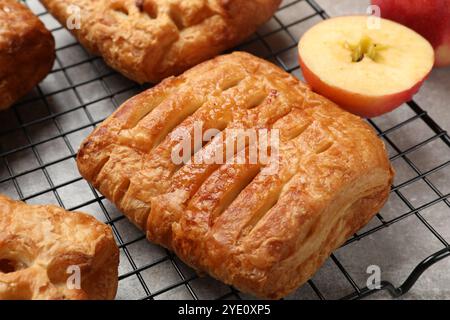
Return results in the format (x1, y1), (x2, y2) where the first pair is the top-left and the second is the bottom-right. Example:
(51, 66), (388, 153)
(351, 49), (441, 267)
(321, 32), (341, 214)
(372, 0), (450, 67)
(298, 16), (435, 118)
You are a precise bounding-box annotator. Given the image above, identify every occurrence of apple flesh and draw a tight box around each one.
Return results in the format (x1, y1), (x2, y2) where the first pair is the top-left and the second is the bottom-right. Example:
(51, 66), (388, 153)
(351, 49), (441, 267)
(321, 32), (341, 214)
(298, 16), (435, 118)
(372, 0), (450, 67)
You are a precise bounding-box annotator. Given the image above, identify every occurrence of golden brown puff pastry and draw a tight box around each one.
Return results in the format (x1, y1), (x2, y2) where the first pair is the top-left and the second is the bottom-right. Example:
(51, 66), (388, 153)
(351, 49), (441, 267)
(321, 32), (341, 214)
(0, 195), (119, 300)
(0, 0), (55, 110)
(77, 52), (394, 299)
(40, 0), (281, 83)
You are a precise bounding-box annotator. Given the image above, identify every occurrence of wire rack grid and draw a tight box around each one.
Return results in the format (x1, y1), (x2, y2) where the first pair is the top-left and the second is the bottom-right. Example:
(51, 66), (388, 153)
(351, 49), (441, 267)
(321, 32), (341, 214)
(1, 0), (450, 300)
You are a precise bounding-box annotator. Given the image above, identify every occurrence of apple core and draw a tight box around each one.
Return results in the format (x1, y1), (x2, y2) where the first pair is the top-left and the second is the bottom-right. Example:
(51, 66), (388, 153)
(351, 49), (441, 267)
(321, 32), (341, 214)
(345, 36), (386, 63)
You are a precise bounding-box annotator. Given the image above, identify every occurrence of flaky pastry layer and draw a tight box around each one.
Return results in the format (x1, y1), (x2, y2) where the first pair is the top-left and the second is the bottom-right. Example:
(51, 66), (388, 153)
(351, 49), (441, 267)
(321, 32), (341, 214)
(40, 0), (281, 83)
(77, 52), (394, 299)
(0, 195), (119, 300)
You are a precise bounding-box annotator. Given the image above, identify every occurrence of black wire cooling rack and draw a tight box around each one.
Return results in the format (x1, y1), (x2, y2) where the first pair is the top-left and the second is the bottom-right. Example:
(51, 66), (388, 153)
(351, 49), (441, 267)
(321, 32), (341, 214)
(1, 0), (449, 300)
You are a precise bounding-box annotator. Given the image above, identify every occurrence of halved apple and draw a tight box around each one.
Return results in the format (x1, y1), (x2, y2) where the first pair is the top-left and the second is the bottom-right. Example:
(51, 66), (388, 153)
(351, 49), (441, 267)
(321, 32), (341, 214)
(298, 16), (435, 118)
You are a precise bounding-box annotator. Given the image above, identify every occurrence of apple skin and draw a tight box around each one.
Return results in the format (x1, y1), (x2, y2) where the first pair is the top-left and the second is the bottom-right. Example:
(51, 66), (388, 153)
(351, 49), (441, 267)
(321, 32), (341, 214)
(299, 54), (431, 118)
(372, 0), (450, 67)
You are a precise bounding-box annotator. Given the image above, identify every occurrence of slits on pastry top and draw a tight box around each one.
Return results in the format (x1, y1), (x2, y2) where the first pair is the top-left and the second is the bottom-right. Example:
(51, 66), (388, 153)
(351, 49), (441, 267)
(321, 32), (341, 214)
(77, 52), (392, 247)
(78, 52), (301, 228)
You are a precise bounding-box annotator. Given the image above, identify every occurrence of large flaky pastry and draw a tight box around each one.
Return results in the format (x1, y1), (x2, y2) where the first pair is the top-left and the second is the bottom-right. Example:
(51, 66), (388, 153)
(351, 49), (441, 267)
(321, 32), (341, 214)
(77, 52), (394, 299)
(0, 195), (119, 300)
(0, 0), (55, 110)
(40, 0), (281, 83)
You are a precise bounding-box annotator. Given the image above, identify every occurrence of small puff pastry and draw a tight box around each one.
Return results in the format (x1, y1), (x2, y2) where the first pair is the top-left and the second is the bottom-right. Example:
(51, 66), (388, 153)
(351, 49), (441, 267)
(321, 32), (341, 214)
(40, 0), (281, 83)
(0, 195), (119, 300)
(77, 52), (394, 299)
(0, 0), (55, 110)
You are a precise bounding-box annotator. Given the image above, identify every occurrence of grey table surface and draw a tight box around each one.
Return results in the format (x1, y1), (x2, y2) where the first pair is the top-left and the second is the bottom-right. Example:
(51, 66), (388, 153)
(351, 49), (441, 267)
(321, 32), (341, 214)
(0, 0), (449, 300)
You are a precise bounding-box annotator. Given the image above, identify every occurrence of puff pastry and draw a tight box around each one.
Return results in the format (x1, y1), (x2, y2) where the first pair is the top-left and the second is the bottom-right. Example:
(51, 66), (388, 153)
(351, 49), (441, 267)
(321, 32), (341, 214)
(77, 52), (394, 299)
(40, 0), (281, 83)
(0, 0), (55, 110)
(0, 195), (119, 300)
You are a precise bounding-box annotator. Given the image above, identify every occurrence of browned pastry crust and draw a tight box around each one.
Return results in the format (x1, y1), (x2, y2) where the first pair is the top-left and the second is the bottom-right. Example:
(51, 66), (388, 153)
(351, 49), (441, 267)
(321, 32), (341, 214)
(0, 0), (55, 110)
(40, 0), (281, 83)
(77, 52), (394, 299)
(0, 195), (119, 300)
